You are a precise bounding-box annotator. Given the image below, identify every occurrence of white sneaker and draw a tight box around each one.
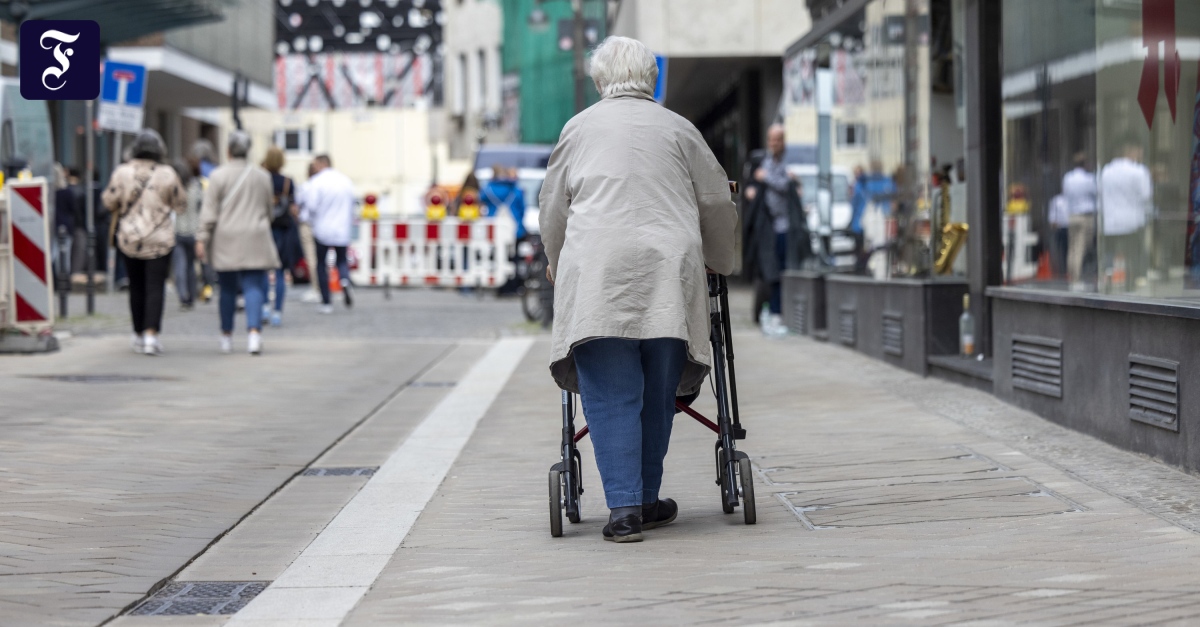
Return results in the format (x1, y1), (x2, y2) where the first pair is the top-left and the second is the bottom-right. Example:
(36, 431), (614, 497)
(302, 290), (321, 303)
(318, 304), (334, 315)
(219, 335), (233, 354)
(248, 331), (263, 355)
(770, 314), (788, 337)
(130, 333), (144, 353)
(142, 334), (162, 356)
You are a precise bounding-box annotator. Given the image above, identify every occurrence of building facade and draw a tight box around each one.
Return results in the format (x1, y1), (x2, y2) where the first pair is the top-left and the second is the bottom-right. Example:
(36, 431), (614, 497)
(443, 0), (511, 159)
(783, 0), (1200, 474)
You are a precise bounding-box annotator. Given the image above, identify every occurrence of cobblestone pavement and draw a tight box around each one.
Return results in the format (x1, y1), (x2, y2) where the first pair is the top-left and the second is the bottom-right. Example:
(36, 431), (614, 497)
(0, 287), (528, 627)
(10, 286), (1200, 626)
(336, 336), (1200, 626)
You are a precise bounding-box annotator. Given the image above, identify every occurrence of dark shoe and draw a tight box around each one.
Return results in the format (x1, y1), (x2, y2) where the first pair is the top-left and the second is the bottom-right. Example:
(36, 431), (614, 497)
(342, 281), (353, 308)
(602, 514), (643, 543)
(642, 498), (678, 530)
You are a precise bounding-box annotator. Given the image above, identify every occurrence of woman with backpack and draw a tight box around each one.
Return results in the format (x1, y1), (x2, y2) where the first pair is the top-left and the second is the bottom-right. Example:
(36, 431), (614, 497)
(101, 129), (185, 356)
(262, 146), (297, 326)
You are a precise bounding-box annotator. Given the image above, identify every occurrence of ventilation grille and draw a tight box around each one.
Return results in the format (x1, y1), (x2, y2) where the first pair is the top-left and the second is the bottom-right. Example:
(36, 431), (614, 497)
(882, 311), (903, 356)
(839, 305), (856, 346)
(1129, 355), (1179, 432)
(1011, 334), (1062, 398)
(790, 294), (808, 335)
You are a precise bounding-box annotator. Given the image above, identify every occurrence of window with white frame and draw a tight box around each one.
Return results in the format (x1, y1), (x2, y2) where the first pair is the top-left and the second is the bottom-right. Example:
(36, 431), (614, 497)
(836, 122), (867, 148)
(274, 128), (314, 154)
(453, 53), (467, 115)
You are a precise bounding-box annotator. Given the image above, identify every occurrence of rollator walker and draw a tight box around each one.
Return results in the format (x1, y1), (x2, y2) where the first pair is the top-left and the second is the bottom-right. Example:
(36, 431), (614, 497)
(548, 182), (755, 537)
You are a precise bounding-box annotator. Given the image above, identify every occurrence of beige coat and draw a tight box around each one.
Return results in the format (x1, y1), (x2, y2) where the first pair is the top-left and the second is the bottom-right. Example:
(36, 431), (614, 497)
(102, 159), (183, 260)
(539, 91), (738, 395)
(198, 160), (280, 272)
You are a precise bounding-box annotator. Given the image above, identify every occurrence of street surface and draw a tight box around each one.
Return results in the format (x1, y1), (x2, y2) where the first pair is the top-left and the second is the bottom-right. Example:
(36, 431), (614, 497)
(3, 285), (1200, 626)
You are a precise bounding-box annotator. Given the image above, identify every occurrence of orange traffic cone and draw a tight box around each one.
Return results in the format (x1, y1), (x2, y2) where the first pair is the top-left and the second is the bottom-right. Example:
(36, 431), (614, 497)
(329, 266), (342, 293)
(1036, 250), (1052, 280)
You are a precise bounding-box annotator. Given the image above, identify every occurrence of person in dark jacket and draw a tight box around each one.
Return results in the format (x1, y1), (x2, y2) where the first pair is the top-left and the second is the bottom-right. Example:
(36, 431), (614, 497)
(742, 125), (810, 328)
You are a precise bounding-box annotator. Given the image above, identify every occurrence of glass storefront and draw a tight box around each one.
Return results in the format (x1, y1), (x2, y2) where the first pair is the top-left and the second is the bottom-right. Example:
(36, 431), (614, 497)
(1002, 0), (1200, 300)
(783, 0), (971, 281)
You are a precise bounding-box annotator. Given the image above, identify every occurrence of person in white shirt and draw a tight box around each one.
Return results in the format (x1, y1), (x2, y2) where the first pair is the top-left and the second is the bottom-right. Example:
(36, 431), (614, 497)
(294, 162), (322, 303)
(1062, 153), (1097, 288)
(304, 155), (357, 312)
(1099, 143), (1153, 292)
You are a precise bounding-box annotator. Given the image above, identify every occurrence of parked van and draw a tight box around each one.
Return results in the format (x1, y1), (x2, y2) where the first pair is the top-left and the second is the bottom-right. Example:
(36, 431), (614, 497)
(0, 78), (55, 180)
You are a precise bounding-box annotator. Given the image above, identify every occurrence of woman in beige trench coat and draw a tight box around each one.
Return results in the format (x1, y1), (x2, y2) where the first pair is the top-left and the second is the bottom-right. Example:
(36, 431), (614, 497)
(539, 36), (738, 543)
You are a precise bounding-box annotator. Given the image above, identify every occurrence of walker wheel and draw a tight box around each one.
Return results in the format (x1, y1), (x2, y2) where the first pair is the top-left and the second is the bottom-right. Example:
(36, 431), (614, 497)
(549, 470), (563, 537)
(718, 449), (735, 514)
(566, 458), (583, 523)
(739, 457), (757, 525)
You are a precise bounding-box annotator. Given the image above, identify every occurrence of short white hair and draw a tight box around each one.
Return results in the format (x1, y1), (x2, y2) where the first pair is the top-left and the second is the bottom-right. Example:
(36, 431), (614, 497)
(588, 36), (658, 99)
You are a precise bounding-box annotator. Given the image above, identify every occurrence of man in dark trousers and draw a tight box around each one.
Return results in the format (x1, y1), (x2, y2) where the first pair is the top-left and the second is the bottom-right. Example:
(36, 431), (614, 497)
(742, 124), (810, 332)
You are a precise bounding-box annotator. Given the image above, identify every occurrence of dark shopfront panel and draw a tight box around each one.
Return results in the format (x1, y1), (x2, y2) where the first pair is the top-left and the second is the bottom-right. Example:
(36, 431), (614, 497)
(990, 0), (1200, 472)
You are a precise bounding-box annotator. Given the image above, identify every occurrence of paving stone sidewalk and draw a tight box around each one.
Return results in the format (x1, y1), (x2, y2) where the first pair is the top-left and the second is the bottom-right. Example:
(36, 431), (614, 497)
(343, 333), (1200, 626)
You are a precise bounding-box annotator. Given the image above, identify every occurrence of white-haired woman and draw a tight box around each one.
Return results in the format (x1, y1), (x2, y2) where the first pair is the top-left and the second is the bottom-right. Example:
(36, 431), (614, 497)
(540, 36), (738, 543)
(196, 130), (280, 355)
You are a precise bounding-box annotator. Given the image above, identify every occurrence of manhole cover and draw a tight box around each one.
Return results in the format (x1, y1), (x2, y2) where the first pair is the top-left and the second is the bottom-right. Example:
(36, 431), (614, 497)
(409, 381), (457, 388)
(24, 374), (177, 383)
(129, 581), (268, 616)
(302, 467), (378, 476)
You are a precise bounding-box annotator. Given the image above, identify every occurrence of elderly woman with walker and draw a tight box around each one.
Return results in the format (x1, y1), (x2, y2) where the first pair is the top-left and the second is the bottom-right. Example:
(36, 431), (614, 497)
(540, 36), (741, 543)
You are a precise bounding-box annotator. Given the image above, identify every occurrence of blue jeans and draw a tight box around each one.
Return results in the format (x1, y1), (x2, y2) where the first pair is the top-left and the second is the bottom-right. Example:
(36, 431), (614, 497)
(315, 240), (350, 305)
(574, 337), (688, 509)
(271, 228), (289, 312)
(217, 270), (268, 333)
(770, 231), (786, 314)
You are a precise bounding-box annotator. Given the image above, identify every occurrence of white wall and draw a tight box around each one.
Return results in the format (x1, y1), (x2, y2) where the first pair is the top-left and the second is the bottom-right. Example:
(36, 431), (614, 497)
(231, 108), (469, 217)
(613, 0), (811, 57)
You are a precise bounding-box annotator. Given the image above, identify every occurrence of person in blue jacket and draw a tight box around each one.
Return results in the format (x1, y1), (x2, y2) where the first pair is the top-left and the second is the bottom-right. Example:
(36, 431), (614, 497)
(849, 160), (895, 274)
(481, 165), (526, 239)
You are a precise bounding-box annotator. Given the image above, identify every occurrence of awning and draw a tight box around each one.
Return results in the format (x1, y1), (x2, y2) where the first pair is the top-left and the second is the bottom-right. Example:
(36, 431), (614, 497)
(0, 0), (226, 46)
(785, 0), (871, 58)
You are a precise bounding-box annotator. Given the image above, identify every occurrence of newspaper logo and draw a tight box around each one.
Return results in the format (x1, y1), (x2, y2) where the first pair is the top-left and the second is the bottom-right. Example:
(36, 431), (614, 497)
(19, 20), (99, 100)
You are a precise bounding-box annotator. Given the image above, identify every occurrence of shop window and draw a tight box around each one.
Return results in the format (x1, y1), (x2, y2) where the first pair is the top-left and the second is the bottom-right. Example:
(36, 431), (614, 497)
(1001, 0), (1200, 301)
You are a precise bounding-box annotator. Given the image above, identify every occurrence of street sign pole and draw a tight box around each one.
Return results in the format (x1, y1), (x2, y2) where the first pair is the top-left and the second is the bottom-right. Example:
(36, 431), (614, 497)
(85, 99), (95, 315)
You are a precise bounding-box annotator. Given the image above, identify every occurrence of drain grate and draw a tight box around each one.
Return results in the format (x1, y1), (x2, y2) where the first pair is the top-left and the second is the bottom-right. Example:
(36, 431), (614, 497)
(24, 374), (177, 383)
(302, 466), (378, 476)
(409, 381), (457, 388)
(129, 581), (268, 616)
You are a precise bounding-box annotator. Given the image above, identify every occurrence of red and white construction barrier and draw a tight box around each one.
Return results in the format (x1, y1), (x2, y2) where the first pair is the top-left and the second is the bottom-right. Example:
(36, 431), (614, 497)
(3, 179), (53, 330)
(351, 216), (517, 288)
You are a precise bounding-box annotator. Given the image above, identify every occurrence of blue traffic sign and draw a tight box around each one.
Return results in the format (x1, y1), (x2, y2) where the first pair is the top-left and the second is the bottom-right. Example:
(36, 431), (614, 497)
(654, 54), (667, 103)
(100, 61), (146, 107)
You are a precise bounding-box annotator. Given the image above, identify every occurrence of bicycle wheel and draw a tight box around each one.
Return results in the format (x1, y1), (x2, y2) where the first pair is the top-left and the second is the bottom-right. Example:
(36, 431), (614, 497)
(522, 278), (545, 322)
(549, 470), (563, 537)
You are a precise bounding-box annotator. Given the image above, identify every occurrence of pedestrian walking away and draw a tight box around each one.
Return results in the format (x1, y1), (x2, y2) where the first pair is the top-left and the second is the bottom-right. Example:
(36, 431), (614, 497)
(303, 154), (356, 314)
(743, 124), (810, 333)
(171, 159), (201, 309)
(101, 129), (184, 356)
(188, 140), (219, 303)
(263, 146), (298, 327)
(540, 36), (738, 543)
(196, 130), (281, 355)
